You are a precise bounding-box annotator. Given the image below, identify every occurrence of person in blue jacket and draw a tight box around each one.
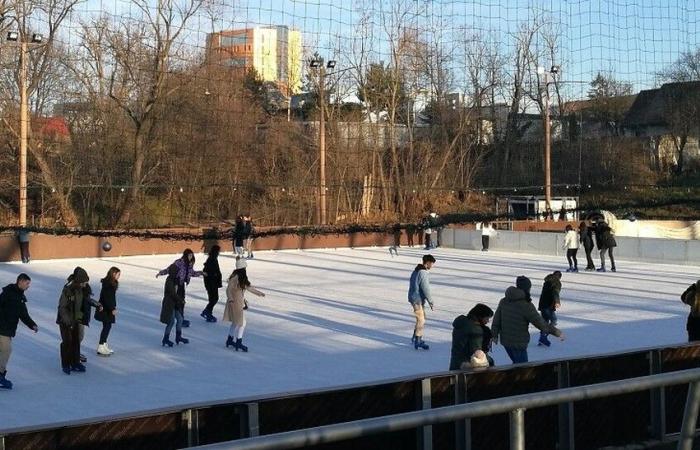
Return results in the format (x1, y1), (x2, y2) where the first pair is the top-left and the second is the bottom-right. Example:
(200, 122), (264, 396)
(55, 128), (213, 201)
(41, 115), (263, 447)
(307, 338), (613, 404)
(408, 254), (436, 350)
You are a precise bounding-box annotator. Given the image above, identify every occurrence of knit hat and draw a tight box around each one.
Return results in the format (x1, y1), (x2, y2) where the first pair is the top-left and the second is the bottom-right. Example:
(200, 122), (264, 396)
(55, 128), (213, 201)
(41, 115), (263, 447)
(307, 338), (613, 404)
(235, 258), (247, 270)
(516, 275), (531, 294)
(72, 267), (89, 283)
(470, 350), (489, 368)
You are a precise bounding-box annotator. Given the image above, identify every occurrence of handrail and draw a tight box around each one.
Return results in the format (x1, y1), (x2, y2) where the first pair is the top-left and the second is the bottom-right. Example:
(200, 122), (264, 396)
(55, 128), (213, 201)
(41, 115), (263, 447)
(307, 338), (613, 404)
(185, 368), (700, 450)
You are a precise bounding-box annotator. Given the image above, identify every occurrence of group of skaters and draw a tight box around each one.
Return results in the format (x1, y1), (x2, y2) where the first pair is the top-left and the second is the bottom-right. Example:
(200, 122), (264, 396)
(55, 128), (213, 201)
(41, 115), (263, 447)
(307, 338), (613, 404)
(563, 220), (617, 272)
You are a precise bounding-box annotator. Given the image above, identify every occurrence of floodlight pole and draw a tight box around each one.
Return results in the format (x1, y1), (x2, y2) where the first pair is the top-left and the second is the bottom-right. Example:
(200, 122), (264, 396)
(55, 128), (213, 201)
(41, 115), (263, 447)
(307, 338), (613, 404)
(318, 64), (327, 225)
(19, 39), (28, 226)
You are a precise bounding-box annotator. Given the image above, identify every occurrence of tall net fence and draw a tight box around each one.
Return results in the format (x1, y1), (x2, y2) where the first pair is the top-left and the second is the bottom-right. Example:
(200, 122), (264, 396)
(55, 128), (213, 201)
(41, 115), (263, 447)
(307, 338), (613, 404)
(0, 0), (699, 229)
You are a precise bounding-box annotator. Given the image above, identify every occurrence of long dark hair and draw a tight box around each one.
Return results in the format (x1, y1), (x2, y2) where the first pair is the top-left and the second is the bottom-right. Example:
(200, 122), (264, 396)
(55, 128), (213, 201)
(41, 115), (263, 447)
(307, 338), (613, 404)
(229, 268), (251, 289)
(102, 266), (121, 289)
(208, 245), (220, 258)
(181, 248), (195, 265)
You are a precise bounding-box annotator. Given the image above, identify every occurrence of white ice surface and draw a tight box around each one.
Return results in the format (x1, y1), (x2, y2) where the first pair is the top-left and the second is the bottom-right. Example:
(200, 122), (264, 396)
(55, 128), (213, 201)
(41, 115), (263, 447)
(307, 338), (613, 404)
(1, 246), (698, 431)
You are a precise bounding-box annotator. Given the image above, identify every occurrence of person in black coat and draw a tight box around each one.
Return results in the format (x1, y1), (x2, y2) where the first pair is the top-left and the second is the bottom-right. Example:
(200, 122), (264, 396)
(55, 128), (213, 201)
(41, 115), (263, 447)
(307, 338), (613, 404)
(449, 303), (495, 370)
(201, 245), (222, 322)
(232, 216), (246, 257)
(682, 281), (700, 342)
(95, 267), (120, 356)
(579, 221), (596, 270)
(0, 273), (38, 389)
(243, 214), (255, 259)
(595, 221), (617, 272)
(160, 264), (188, 347)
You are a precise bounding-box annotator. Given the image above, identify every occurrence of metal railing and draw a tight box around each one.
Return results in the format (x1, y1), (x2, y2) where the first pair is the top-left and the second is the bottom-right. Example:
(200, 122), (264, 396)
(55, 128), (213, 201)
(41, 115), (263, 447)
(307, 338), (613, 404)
(185, 368), (700, 450)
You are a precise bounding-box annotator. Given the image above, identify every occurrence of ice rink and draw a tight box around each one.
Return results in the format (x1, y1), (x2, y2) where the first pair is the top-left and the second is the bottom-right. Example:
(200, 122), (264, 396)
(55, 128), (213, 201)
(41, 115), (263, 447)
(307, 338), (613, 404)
(1, 246), (698, 431)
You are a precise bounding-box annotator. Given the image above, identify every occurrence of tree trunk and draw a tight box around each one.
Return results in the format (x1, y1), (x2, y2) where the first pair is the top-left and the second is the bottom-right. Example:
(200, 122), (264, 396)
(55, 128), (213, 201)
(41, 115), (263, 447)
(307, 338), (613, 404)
(117, 127), (147, 225)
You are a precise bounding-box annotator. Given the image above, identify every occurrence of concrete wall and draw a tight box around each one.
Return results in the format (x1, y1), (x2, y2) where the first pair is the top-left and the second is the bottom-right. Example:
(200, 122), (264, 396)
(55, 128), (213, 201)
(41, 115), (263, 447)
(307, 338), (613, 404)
(447, 228), (700, 266)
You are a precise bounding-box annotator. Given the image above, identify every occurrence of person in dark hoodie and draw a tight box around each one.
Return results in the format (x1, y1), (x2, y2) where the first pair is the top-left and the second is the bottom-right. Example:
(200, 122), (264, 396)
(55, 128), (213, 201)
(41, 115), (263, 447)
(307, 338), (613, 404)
(579, 221), (596, 271)
(157, 249), (205, 328)
(595, 220), (617, 272)
(160, 264), (188, 347)
(407, 254), (436, 350)
(0, 273), (38, 389)
(492, 275), (564, 364)
(681, 280), (700, 342)
(201, 245), (223, 322)
(449, 303), (495, 370)
(95, 267), (120, 356)
(537, 271), (562, 347)
(57, 267), (101, 374)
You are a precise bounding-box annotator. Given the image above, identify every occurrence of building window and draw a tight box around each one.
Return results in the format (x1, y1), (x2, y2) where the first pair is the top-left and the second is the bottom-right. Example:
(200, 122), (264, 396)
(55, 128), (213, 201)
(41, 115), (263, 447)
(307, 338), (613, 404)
(220, 35), (247, 47)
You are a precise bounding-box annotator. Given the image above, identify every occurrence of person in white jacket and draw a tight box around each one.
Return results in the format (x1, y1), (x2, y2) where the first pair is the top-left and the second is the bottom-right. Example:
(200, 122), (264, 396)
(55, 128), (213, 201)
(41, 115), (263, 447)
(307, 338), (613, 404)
(563, 225), (579, 272)
(481, 222), (496, 251)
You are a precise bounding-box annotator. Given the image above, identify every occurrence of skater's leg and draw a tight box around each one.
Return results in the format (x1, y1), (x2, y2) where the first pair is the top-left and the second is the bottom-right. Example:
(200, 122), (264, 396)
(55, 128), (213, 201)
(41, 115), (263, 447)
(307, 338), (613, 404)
(608, 248), (616, 271)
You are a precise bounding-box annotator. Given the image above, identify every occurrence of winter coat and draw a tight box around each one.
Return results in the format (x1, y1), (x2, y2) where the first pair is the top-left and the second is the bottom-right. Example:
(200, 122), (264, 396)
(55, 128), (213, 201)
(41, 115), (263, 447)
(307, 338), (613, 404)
(160, 275), (185, 324)
(682, 282), (700, 333)
(203, 254), (222, 291)
(580, 227), (594, 250)
(157, 258), (203, 286)
(563, 230), (579, 250)
(95, 279), (117, 324)
(57, 283), (99, 328)
(408, 264), (433, 308)
(538, 274), (562, 311)
(222, 275), (264, 326)
(449, 314), (492, 370)
(492, 286), (561, 350)
(0, 283), (36, 338)
(232, 221), (246, 246)
(481, 225), (496, 237)
(595, 223), (617, 250)
(243, 220), (254, 239)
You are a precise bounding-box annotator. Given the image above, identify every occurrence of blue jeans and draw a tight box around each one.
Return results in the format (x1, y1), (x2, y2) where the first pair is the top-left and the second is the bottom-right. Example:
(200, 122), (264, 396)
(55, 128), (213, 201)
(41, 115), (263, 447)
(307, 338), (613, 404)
(504, 346), (528, 364)
(540, 308), (557, 340)
(165, 310), (183, 336)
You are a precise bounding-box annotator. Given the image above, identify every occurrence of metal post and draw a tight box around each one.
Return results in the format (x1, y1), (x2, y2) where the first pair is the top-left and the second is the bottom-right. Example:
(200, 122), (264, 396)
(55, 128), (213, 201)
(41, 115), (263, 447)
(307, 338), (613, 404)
(318, 66), (327, 225)
(509, 408), (525, 450)
(240, 402), (259, 438)
(183, 408), (199, 446)
(543, 76), (552, 212)
(649, 350), (666, 441)
(416, 378), (433, 450)
(678, 381), (700, 450)
(454, 374), (469, 450)
(557, 362), (575, 450)
(19, 40), (28, 227)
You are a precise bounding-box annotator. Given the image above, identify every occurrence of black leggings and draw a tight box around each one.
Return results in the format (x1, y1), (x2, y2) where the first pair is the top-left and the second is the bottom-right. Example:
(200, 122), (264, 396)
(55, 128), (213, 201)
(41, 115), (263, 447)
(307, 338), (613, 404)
(203, 285), (219, 315)
(566, 249), (578, 269)
(99, 321), (112, 344)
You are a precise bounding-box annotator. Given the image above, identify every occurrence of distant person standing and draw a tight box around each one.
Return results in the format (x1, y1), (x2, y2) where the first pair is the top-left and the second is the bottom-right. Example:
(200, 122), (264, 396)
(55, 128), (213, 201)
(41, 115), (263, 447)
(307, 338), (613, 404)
(563, 225), (579, 272)
(492, 276), (564, 364)
(0, 273), (38, 389)
(579, 221), (596, 271)
(243, 214), (255, 259)
(408, 254), (436, 350)
(537, 271), (562, 347)
(681, 280), (700, 342)
(423, 213), (436, 250)
(201, 245), (223, 323)
(595, 221), (617, 272)
(16, 229), (30, 264)
(481, 222), (496, 251)
(95, 267), (120, 356)
(232, 216), (246, 257)
(449, 303), (495, 370)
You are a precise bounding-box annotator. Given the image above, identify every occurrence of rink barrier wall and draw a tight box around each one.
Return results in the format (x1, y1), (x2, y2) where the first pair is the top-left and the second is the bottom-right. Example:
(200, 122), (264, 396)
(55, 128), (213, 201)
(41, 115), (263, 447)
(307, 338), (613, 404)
(443, 228), (700, 266)
(3, 343), (700, 450)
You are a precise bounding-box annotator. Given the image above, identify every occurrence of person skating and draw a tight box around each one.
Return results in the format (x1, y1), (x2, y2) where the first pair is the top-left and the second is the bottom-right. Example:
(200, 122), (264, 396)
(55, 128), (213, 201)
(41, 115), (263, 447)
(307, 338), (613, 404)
(422, 214), (435, 250)
(595, 221), (617, 272)
(201, 245), (223, 323)
(449, 303), (495, 370)
(579, 221), (596, 270)
(232, 216), (246, 257)
(223, 258), (265, 352)
(563, 225), (579, 272)
(95, 267), (120, 356)
(57, 267), (101, 374)
(156, 249), (205, 328)
(537, 271), (562, 347)
(481, 222), (496, 251)
(408, 254), (436, 350)
(0, 273), (38, 389)
(681, 280), (700, 342)
(160, 264), (188, 347)
(491, 276), (564, 364)
(243, 214), (255, 259)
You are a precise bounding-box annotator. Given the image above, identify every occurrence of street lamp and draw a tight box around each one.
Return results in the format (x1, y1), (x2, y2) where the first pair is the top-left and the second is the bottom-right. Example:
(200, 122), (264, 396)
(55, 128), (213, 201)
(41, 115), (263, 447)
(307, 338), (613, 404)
(309, 58), (337, 225)
(6, 31), (44, 226)
(539, 65), (559, 212)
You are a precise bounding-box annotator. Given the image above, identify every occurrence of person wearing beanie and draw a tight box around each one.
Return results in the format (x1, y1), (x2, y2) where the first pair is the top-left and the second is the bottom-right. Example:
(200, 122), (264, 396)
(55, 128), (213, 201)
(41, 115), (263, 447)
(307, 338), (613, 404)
(160, 264), (188, 347)
(408, 254), (436, 350)
(0, 273), (38, 389)
(492, 275), (564, 364)
(538, 271), (562, 347)
(201, 245), (223, 323)
(157, 249), (206, 328)
(449, 303), (494, 370)
(57, 267), (101, 374)
(222, 257), (265, 352)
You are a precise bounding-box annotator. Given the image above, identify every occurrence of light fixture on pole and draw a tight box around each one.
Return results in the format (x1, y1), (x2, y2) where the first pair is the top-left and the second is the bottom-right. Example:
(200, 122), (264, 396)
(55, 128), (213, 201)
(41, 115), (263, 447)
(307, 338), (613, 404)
(539, 65), (559, 213)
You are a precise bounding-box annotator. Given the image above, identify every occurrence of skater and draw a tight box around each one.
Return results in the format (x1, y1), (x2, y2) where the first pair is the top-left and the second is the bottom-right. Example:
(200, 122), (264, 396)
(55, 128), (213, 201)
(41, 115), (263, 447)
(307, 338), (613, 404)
(406, 223), (416, 247)
(201, 245), (222, 322)
(389, 224), (401, 257)
(408, 254), (436, 350)
(422, 214), (435, 250)
(481, 222), (495, 251)
(449, 303), (495, 370)
(595, 220), (617, 272)
(95, 267), (120, 356)
(159, 264), (188, 347)
(243, 214), (255, 259)
(157, 249), (205, 328)
(232, 215), (246, 257)
(579, 221), (596, 271)
(537, 271), (562, 347)
(563, 225), (579, 272)
(491, 276), (563, 364)
(57, 267), (100, 374)
(223, 258), (265, 352)
(681, 280), (700, 342)
(16, 229), (30, 263)
(0, 273), (38, 389)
